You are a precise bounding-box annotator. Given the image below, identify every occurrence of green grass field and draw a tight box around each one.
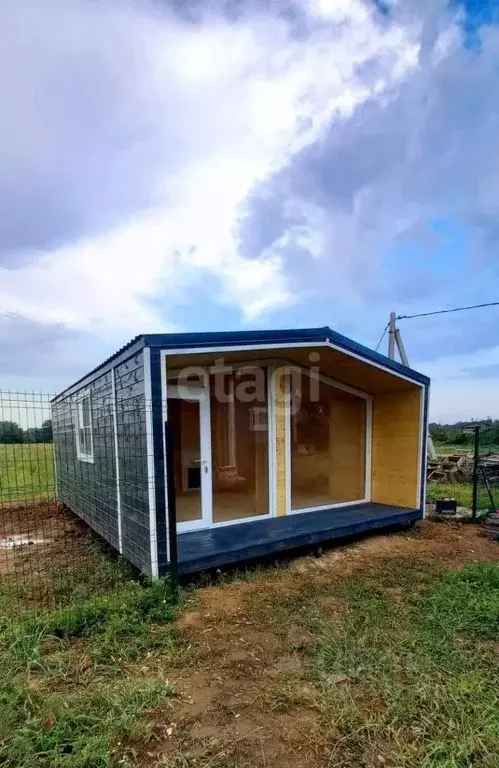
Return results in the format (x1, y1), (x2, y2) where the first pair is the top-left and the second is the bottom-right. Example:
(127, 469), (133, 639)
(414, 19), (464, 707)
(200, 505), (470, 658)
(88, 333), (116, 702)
(433, 441), (499, 456)
(427, 481), (498, 510)
(0, 444), (55, 502)
(426, 481), (474, 508)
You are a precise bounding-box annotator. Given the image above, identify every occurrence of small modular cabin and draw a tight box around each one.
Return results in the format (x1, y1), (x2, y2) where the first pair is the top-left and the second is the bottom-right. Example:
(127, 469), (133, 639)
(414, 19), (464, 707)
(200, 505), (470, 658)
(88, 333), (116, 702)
(52, 327), (430, 578)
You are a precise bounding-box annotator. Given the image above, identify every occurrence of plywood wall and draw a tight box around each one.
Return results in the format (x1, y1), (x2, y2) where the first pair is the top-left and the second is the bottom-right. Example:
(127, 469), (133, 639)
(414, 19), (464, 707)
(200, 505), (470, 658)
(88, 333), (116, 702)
(328, 398), (366, 502)
(274, 367), (288, 517)
(371, 387), (422, 509)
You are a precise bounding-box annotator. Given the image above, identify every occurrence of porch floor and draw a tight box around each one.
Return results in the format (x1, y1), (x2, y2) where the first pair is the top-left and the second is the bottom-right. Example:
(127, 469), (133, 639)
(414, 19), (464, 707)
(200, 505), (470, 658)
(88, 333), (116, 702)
(177, 502), (421, 574)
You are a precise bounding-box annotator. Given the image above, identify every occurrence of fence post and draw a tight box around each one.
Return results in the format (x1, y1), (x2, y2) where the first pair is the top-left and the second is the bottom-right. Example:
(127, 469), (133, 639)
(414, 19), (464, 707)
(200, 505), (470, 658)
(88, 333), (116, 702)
(164, 421), (179, 603)
(472, 425), (480, 523)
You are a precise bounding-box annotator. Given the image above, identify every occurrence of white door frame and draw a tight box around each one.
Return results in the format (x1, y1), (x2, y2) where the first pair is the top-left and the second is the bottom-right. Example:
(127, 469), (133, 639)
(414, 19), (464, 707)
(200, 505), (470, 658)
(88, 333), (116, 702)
(164, 364), (276, 534)
(168, 385), (213, 533)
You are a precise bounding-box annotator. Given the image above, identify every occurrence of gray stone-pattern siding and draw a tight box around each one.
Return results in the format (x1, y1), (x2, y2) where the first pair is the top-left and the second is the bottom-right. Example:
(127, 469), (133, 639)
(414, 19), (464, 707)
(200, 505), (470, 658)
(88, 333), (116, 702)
(114, 352), (152, 573)
(52, 370), (120, 551)
(52, 351), (153, 575)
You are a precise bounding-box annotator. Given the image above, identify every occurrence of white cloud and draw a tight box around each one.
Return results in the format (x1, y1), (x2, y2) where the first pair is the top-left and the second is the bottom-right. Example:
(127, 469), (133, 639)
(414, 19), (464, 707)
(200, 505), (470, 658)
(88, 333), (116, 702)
(7, 0), (494, 425)
(0, 0), (421, 340)
(242, 5), (499, 315)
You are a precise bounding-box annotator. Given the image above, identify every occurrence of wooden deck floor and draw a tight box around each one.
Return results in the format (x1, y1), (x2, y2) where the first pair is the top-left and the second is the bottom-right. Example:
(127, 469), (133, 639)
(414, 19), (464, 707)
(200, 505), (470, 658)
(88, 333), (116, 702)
(177, 502), (422, 574)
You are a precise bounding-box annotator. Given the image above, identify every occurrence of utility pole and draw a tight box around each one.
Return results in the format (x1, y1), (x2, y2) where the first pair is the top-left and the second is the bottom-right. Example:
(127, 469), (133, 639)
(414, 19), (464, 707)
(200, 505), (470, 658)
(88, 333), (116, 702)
(388, 311), (438, 461)
(388, 312), (396, 360)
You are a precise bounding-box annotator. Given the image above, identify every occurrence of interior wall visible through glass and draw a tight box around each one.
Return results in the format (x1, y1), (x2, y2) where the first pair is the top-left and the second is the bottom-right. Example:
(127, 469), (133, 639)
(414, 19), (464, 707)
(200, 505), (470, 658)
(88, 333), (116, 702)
(210, 368), (269, 523)
(290, 374), (366, 511)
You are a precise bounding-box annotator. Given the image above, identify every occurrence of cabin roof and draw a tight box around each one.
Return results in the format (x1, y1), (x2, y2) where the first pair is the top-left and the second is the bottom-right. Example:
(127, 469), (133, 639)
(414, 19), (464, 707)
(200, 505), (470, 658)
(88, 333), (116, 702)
(52, 326), (429, 402)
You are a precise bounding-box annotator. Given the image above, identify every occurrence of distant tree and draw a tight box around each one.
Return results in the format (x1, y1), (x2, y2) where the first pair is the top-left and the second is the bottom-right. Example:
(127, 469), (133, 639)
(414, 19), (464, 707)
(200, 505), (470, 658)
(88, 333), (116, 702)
(429, 424), (449, 442)
(24, 427), (38, 443)
(430, 419), (499, 450)
(23, 420), (53, 444)
(481, 424), (499, 446)
(0, 421), (25, 444)
(429, 423), (473, 446)
(41, 419), (53, 443)
(452, 432), (471, 445)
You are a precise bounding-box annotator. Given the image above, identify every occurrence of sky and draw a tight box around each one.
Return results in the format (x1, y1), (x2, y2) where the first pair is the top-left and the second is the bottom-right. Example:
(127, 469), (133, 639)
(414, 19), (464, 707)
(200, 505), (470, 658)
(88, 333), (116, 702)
(0, 0), (498, 423)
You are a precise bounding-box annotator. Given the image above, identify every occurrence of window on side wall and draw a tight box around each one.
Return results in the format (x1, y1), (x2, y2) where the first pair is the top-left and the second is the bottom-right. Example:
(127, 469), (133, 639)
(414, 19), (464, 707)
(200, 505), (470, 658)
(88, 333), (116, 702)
(75, 392), (94, 462)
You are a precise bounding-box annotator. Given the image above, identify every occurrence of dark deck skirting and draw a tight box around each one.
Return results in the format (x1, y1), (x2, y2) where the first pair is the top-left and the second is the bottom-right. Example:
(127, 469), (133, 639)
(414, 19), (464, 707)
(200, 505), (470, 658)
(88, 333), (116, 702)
(177, 502), (422, 574)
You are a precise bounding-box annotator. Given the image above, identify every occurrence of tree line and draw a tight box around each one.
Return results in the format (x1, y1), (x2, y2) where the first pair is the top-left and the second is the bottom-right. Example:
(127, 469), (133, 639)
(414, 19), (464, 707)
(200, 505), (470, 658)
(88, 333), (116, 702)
(0, 419), (53, 444)
(430, 420), (499, 447)
(1, 416), (497, 447)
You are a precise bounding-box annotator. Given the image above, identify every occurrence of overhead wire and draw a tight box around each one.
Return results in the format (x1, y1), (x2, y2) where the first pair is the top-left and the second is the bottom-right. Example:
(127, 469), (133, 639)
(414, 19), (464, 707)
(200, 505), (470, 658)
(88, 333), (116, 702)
(374, 323), (389, 352)
(373, 300), (498, 354)
(397, 301), (499, 321)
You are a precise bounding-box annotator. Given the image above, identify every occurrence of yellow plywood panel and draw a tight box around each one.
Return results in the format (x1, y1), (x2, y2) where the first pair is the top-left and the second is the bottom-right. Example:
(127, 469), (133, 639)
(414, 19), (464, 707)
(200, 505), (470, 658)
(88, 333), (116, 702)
(274, 367), (288, 517)
(167, 344), (422, 395)
(328, 398), (366, 501)
(371, 388), (422, 509)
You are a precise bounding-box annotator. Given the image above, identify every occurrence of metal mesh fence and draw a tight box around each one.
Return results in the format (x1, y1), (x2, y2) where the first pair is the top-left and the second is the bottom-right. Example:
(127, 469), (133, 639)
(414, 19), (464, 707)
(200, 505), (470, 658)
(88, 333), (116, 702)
(477, 446), (499, 516)
(4, 387), (497, 611)
(0, 389), (156, 615)
(427, 425), (499, 519)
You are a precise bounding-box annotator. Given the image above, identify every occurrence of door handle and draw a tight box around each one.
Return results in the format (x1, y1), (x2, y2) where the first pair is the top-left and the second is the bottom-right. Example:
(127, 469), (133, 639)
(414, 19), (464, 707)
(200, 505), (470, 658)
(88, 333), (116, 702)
(193, 459), (208, 473)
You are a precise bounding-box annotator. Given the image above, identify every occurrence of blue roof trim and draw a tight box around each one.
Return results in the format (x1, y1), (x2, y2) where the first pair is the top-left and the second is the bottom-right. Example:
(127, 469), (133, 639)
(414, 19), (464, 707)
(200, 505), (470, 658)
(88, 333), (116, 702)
(142, 326), (429, 385)
(53, 325), (429, 402)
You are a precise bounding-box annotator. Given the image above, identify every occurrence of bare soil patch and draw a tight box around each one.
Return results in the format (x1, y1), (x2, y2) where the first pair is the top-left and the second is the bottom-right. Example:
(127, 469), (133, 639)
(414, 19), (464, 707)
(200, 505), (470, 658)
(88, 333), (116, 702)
(138, 521), (499, 767)
(0, 500), (113, 604)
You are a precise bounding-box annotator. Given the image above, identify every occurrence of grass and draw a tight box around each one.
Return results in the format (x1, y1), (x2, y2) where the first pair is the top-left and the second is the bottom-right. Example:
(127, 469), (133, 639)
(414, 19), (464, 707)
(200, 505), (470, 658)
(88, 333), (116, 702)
(1, 680), (171, 768)
(427, 481), (498, 510)
(259, 559), (499, 767)
(1, 443), (499, 766)
(433, 442), (499, 455)
(2, 520), (499, 767)
(0, 565), (179, 767)
(0, 444), (55, 502)
(426, 481), (474, 508)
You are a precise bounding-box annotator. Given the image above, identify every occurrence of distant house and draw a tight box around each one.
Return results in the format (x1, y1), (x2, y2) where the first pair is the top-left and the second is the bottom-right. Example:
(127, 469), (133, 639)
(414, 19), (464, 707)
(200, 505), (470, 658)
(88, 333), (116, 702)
(51, 327), (429, 577)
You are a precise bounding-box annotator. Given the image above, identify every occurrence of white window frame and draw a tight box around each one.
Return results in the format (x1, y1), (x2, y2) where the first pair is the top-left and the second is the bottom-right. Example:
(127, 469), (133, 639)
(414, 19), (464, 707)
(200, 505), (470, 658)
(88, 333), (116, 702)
(75, 390), (94, 463)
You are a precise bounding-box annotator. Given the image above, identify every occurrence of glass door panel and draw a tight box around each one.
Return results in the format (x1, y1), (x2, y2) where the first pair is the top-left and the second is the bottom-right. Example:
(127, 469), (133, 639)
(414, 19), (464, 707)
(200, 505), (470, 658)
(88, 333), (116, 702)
(168, 397), (203, 524)
(210, 369), (269, 523)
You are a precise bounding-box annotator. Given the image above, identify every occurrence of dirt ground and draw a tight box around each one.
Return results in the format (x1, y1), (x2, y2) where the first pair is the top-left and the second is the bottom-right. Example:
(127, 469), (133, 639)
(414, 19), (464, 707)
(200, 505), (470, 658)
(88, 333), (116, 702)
(136, 521), (499, 767)
(3, 504), (499, 765)
(0, 501), (106, 601)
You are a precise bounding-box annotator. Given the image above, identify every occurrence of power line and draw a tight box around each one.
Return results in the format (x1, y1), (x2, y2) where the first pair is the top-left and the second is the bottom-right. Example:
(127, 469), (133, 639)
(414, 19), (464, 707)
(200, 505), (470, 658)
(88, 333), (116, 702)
(375, 322), (389, 352)
(397, 301), (499, 321)
(373, 300), (498, 355)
